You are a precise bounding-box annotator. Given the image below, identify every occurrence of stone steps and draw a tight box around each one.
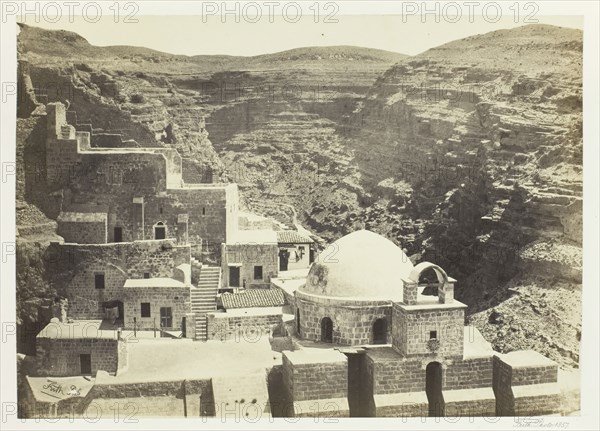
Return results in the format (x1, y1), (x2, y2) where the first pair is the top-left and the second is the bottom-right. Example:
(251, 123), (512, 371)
(191, 265), (221, 341)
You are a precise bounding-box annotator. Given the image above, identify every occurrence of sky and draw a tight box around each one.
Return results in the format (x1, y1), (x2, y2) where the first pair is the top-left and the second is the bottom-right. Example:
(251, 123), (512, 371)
(17, 11), (583, 57)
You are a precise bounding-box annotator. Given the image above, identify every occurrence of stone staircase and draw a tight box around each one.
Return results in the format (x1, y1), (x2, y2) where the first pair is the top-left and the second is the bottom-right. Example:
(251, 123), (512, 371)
(191, 265), (220, 341)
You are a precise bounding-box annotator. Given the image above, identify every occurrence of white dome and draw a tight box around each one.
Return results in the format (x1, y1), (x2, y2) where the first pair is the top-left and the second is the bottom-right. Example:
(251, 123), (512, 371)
(300, 230), (413, 300)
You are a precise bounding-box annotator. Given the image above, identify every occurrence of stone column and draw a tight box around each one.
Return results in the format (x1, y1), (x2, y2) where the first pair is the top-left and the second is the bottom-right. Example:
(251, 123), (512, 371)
(438, 277), (456, 304)
(402, 278), (418, 305)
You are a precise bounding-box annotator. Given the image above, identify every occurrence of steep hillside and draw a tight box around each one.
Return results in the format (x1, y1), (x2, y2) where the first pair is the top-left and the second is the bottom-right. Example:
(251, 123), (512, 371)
(347, 24), (582, 367)
(17, 23), (582, 368)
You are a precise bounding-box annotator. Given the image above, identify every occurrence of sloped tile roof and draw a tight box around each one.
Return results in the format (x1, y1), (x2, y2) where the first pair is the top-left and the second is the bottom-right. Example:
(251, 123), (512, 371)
(276, 230), (313, 244)
(221, 289), (286, 309)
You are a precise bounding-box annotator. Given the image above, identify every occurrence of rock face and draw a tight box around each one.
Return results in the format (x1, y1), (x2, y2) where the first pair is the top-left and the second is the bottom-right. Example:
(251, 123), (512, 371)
(17, 23), (582, 368)
(347, 24), (582, 368)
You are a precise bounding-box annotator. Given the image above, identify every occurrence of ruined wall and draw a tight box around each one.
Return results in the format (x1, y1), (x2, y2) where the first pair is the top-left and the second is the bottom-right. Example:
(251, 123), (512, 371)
(123, 286), (190, 330)
(221, 243), (278, 288)
(206, 311), (281, 342)
(36, 337), (125, 376)
(47, 240), (189, 320)
(296, 293), (391, 345)
(392, 303), (465, 358)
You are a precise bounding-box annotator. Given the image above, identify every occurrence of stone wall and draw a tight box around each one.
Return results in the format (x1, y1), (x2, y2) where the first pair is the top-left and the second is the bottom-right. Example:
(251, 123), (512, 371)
(445, 356), (493, 390)
(392, 302), (465, 358)
(366, 348), (492, 395)
(57, 214), (107, 244)
(206, 310), (282, 342)
(47, 240), (190, 322)
(22, 378), (214, 419)
(221, 243), (279, 288)
(295, 292), (391, 345)
(282, 351), (348, 402)
(36, 337), (126, 377)
(123, 286), (191, 330)
(492, 353), (562, 416)
(45, 103), (238, 248)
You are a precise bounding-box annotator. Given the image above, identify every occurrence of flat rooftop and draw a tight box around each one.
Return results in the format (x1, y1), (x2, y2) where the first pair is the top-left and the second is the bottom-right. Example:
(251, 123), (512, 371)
(124, 277), (186, 288)
(98, 337), (281, 384)
(37, 320), (118, 340)
(498, 349), (557, 368)
(227, 229), (277, 244)
(209, 306), (284, 318)
(270, 268), (309, 295)
(283, 347), (348, 365)
(26, 375), (95, 403)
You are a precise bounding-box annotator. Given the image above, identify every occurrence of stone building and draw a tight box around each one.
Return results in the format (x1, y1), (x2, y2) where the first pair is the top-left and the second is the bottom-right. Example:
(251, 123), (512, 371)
(293, 230), (413, 345)
(276, 230), (314, 271)
(25, 102), (566, 419)
(45, 102), (239, 249)
(221, 230), (279, 290)
(35, 320), (128, 377)
(270, 229), (564, 417)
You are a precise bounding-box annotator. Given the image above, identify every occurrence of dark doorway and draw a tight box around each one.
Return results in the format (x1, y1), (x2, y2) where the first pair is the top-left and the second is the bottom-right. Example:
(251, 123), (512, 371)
(346, 352), (369, 417)
(229, 266), (240, 287)
(321, 317), (333, 343)
(296, 308), (300, 335)
(154, 222), (166, 240)
(80, 354), (92, 375)
(103, 300), (124, 326)
(160, 307), (173, 328)
(113, 226), (123, 242)
(309, 248), (315, 264)
(426, 361), (444, 417)
(372, 318), (387, 344)
(279, 249), (289, 271)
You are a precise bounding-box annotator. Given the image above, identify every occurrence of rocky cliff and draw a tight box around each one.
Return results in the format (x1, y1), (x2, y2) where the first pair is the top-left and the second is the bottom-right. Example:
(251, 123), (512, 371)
(16, 23), (582, 367)
(347, 24), (582, 367)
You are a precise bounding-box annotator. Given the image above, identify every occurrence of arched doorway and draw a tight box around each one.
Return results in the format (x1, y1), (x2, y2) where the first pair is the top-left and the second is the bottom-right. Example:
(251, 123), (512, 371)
(426, 361), (444, 416)
(296, 308), (301, 335)
(372, 318), (387, 344)
(154, 222), (166, 240)
(321, 317), (333, 343)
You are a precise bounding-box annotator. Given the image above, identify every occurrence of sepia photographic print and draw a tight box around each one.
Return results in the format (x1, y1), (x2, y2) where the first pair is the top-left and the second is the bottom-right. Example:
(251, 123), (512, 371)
(1, 1), (598, 429)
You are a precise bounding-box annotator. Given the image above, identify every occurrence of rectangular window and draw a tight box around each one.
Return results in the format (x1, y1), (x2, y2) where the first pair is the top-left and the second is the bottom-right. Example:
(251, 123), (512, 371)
(253, 266), (263, 280)
(94, 273), (105, 289)
(430, 330), (438, 340)
(140, 303), (151, 318)
(143, 272), (150, 279)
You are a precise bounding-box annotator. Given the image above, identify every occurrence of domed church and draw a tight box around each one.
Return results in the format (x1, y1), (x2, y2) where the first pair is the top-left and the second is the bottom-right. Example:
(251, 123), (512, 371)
(295, 229), (453, 346)
(275, 230), (563, 417)
(296, 230), (413, 344)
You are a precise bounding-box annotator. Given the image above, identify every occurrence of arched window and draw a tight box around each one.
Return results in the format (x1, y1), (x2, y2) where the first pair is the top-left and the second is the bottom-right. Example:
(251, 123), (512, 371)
(154, 222), (166, 240)
(372, 318), (387, 344)
(321, 317), (333, 343)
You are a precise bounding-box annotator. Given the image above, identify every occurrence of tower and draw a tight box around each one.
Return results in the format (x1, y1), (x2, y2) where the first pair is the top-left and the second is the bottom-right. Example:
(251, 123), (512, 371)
(392, 262), (466, 359)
